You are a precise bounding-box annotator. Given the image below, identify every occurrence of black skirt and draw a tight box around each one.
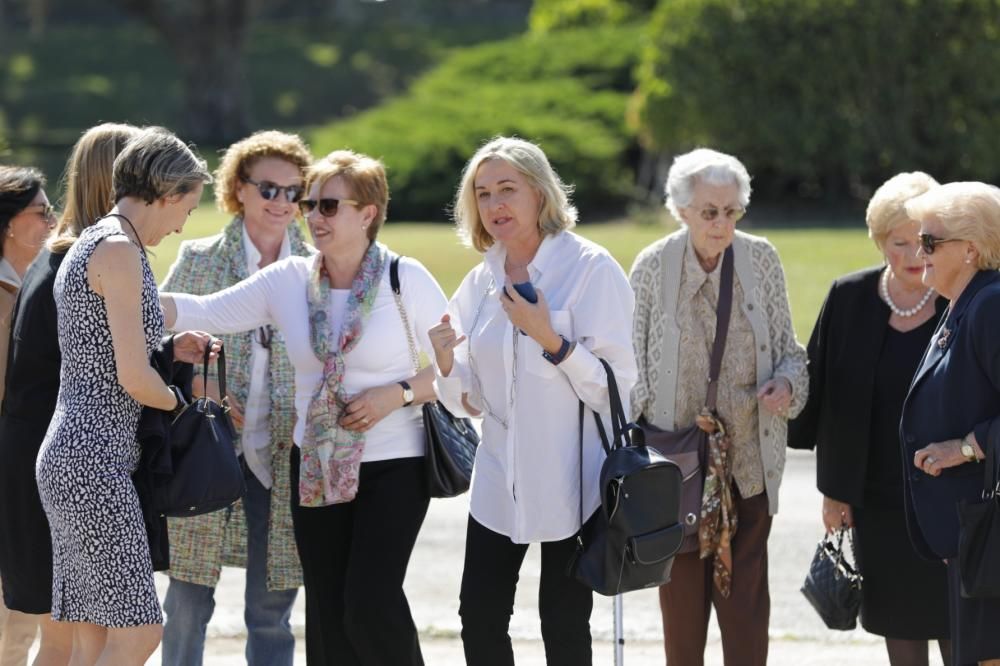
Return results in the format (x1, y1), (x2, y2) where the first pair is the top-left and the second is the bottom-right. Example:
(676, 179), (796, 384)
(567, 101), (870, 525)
(853, 503), (949, 640)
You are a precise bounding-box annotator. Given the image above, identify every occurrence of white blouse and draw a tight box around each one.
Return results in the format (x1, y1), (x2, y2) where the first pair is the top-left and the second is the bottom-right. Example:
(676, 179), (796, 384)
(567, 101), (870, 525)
(435, 231), (637, 544)
(171, 254), (448, 462)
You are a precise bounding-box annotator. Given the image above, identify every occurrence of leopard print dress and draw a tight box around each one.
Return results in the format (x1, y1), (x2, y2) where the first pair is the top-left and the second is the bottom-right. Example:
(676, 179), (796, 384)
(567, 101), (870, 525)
(36, 220), (163, 627)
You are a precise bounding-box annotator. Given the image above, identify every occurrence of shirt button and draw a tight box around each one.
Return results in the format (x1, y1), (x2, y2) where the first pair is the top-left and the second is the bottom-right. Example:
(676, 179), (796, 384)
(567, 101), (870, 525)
(905, 434), (916, 444)
(760, 344), (767, 351)
(748, 303), (754, 311)
(764, 429), (770, 436)
(767, 470), (775, 479)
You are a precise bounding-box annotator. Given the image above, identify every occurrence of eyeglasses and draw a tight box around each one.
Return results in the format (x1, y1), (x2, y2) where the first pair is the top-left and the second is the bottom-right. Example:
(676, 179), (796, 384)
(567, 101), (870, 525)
(298, 198), (360, 217)
(241, 177), (304, 204)
(22, 203), (56, 220)
(698, 206), (745, 223)
(919, 232), (964, 255)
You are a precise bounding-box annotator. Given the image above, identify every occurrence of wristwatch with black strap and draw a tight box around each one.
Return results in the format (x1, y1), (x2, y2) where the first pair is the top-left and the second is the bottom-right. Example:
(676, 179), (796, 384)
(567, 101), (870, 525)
(398, 380), (415, 407)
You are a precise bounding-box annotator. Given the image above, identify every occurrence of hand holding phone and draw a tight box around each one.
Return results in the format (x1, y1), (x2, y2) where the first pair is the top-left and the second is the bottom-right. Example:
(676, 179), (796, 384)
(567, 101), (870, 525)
(503, 281), (538, 304)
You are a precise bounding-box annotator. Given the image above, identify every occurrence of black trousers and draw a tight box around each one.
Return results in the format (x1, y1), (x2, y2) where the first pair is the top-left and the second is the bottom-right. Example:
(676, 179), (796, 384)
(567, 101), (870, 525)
(290, 447), (430, 666)
(459, 515), (595, 666)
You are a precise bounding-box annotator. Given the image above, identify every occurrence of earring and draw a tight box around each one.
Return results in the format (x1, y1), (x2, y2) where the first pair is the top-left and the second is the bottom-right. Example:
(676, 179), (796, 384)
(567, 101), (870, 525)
(966, 257), (972, 264)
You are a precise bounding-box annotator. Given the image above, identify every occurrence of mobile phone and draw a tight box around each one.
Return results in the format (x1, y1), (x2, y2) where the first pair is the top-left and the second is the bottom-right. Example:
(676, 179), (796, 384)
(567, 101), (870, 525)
(503, 281), (538, 304)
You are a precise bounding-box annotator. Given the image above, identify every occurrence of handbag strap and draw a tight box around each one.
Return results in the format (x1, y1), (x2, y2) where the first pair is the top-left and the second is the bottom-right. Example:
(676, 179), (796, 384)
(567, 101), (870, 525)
(202, 343), (227, 402)
(389, 254), (421, 375)
(983, 421), (1000, 501)
(706, 246), (735, 411)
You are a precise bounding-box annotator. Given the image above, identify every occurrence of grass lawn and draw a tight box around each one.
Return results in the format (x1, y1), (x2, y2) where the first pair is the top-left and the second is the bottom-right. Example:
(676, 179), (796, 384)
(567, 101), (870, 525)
(152, 207), (881, 341)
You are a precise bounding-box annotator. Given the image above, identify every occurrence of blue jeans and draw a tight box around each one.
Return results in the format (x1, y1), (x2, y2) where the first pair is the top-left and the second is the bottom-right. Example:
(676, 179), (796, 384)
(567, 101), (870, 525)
(162, 463), (298, 666)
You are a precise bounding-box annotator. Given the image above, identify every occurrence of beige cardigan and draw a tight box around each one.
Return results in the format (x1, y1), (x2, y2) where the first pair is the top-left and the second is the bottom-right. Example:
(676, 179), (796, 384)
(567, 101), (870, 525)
(629, 228), (808, 515)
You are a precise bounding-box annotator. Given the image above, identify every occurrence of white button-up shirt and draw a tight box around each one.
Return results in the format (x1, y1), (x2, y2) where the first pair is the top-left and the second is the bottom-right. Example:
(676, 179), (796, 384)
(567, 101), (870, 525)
(434, 231), (637, 544)
(238, 226), (291, 489)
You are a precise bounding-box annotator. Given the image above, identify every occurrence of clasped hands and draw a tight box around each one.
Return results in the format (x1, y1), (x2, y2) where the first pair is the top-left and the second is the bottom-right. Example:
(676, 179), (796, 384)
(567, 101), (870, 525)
(914, 434), (981, 477)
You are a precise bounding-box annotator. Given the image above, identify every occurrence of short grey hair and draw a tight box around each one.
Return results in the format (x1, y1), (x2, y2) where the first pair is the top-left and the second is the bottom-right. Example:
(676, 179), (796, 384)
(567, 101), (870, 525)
(664, 148), (752, 222)
(454, 136), (577, 253)
(112, 126), (212, 204)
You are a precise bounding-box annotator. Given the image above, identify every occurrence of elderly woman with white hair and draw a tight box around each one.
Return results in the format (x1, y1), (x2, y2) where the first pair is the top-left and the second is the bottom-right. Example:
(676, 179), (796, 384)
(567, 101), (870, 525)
(629, 147), (807, 665)
(790, 172), (951, 665)
(428, 136), (636, 665)
(900, 182), (1000, 666)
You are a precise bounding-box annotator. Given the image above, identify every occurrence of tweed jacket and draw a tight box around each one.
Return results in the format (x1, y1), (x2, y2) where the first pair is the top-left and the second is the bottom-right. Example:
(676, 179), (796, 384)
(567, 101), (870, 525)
(629, 228), (808, 515)
(161, 218), (312, 590)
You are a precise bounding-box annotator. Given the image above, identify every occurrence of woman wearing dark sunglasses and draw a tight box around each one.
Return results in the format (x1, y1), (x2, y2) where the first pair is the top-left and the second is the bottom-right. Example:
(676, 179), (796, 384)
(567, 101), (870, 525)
(0, 164), (55, 664)
(630, 148), (808, 665)
(899, 182), (1000, 666)
(159, 130), (313, 666)
(161, 149), (447, 665)
(790, 172), (951, 665)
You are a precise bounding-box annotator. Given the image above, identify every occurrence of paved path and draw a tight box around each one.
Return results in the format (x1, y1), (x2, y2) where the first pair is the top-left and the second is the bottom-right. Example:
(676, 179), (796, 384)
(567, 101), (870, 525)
(31, 451), (948, 664)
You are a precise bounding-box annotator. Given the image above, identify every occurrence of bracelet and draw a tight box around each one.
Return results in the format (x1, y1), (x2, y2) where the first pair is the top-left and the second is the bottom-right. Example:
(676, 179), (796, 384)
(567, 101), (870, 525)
(542, 336), (573, 366)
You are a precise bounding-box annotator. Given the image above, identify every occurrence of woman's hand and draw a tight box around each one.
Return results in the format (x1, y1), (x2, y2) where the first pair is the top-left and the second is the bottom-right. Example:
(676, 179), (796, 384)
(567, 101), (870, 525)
(340, 384), (403, 433)
(193, 373), (244, 428)
(822, 496), (854, 534)
(757, 377), (792, 417)
(428, 314), (466, 377)
(500, 277), (563, 353)
(915, 439), (967, 476)
(172, 331), (221, 365)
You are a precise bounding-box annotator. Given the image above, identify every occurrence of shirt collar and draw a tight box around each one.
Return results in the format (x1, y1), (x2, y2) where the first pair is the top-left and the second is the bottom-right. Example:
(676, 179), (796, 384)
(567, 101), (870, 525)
(0, 257), (21, 289)
(483, 231), (566, 284)
(683, 232), (721, 292)
(242, 223), (291, 274)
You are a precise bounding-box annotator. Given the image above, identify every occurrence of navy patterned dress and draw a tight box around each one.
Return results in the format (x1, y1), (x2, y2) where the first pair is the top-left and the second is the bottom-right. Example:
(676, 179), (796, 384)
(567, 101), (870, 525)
(36, 221), (164, 627)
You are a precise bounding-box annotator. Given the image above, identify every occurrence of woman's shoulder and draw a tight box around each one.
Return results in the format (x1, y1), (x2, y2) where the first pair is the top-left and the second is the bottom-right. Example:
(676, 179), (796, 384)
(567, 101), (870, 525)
(391, 254), (445, 295)
(966, 272), (1000, 328)
(631, 229), (684, 273)
(828, 266), (882, 297)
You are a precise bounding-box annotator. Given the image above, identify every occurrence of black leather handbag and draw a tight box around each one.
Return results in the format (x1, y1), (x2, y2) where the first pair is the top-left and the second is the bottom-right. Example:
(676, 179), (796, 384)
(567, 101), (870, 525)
(957, 420), (1000, 598)
(157, 345), (245, 517)
(800, 527), (863, 630)
(390, 255), (479, 498)
(640, 246), (733, 553)
(569, 359), (685, 596)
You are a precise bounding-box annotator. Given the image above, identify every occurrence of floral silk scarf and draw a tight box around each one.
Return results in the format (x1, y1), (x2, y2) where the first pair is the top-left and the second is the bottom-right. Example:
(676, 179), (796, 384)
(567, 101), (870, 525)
(696, 412), (738, 598)
(298, 242), (386, 507)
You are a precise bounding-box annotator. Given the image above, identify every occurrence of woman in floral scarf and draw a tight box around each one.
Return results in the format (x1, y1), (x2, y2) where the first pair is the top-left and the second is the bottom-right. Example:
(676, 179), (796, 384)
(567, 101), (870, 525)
(161, 150), (448, 666)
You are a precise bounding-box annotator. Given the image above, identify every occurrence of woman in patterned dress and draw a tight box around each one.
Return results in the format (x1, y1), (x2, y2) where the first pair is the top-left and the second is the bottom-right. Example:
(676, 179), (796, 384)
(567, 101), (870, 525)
(35, 127), (214, 666)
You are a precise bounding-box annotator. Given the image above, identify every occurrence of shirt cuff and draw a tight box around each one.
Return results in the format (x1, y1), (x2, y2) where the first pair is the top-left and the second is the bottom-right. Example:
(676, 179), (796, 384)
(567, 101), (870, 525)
(433, 364), (469, 412)
(557, 340), (601, 386)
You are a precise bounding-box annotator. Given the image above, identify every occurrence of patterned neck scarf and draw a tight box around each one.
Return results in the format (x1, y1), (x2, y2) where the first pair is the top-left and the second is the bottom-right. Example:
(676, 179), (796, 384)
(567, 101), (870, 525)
(697, 413), (738, 598)
(298, 242), (386, 507)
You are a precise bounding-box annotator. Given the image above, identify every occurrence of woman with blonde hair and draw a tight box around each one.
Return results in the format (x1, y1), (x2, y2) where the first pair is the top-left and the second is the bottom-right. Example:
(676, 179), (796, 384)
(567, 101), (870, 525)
(900, 182), (1000, 665)
(35, 126), (215, 665)
(0, 122), (139, 666)
(161, 149), (448, 665)
(790, 172), (951, 665)
(429, 136), (636, 664)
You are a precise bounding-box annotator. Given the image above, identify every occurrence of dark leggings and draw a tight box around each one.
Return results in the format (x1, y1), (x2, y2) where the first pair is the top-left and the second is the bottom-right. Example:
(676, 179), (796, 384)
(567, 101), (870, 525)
(459, 515), (595, 666)
(290, 448), (429, 666)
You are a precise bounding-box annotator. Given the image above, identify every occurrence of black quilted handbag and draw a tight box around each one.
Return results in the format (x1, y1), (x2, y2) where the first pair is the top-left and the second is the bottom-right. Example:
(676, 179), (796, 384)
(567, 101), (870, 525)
(389, 255), (479, 498)
(158, 345), (245, 517)
(800, 527), (863, 630)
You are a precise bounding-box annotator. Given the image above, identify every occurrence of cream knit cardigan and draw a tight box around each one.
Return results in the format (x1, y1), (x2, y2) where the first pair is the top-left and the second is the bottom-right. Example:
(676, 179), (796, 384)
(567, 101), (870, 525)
(629, 228), (808, 515)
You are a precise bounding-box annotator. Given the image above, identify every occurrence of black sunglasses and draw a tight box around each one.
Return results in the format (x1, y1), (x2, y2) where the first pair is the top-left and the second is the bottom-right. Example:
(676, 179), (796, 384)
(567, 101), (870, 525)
(919, 232), (964, 255)
(298, 198), (360, 217)
(241, 176), (304, 204)
(22, 202), (56, 220)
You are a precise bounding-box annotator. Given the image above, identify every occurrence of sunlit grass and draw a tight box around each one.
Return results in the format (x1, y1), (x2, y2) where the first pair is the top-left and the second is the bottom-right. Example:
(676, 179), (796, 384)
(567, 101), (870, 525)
(153, 206), (881, 341)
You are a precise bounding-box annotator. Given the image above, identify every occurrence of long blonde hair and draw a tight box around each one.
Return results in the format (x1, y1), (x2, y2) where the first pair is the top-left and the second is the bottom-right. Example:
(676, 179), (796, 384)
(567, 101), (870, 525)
(49, 123), (142, 254)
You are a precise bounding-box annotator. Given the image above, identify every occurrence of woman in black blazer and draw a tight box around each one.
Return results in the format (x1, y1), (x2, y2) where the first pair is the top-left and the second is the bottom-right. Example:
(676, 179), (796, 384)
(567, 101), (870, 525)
(900, 181), (1000, 666)
(790, 172), (951, 665)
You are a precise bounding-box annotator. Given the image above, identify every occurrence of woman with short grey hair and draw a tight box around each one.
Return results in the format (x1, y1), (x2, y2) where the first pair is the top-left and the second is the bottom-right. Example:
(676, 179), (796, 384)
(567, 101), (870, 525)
(630, 147), (807, 665)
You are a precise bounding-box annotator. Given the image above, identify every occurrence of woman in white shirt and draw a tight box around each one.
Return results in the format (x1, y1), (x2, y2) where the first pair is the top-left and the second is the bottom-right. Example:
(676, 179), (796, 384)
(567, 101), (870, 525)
(162, 150), (447, 666)
(429, 136), (637, 665)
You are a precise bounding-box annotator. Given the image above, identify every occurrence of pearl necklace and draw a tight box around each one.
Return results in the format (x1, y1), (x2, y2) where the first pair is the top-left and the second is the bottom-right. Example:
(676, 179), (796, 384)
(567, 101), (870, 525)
(880, 268), (934, 317)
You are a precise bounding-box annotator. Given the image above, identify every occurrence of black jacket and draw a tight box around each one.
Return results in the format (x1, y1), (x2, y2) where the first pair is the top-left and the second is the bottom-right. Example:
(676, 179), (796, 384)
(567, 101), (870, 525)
(900, 270), (1000, 559)
(788, 267), (947, 507)
(135, 336), (193, 572)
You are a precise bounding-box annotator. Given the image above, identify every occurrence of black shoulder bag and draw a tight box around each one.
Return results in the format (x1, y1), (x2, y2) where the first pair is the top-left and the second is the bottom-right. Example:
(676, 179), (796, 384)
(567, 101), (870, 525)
(390, 255), (479, 498)
(569, 358), (685, 596)
(958, 419), (1000, 598)
(158, 345), (245, 517)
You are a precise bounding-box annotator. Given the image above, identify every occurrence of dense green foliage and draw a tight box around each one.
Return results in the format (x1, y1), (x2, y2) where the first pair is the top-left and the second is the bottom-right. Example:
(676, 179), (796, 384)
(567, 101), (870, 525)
(633, 0), (1000, 199)
(310, 25), (644, 222)
(529, 0), (656, 32)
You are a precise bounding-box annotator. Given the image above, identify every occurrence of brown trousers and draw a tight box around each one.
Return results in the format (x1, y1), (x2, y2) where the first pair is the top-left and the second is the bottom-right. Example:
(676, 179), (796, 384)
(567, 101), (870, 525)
(659, 488), (772, 666)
